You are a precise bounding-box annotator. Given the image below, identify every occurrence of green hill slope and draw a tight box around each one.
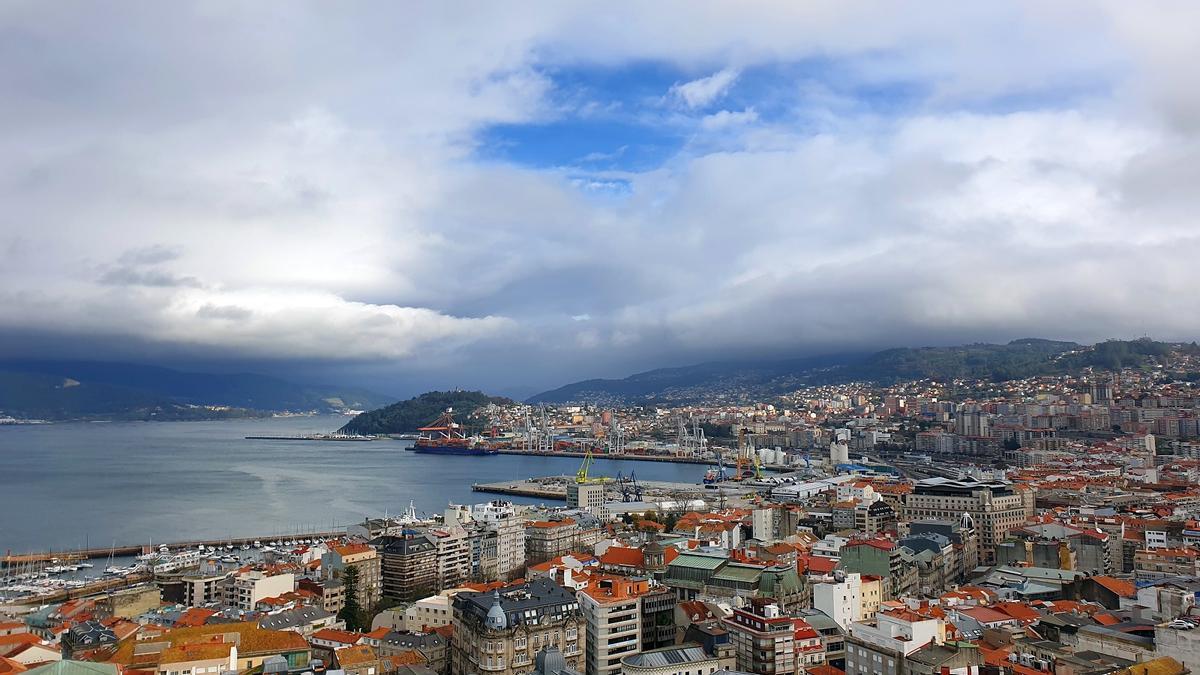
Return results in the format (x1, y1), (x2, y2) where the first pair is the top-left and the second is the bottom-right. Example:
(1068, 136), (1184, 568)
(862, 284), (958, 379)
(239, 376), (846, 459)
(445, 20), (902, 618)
(340, 390), (513, 435)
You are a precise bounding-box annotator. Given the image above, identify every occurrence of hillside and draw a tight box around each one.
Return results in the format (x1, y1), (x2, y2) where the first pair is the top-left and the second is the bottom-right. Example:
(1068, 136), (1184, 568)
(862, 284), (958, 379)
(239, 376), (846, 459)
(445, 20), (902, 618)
(527, 353), (861, 405)
(340, 390), (514, 435)
(0, 360), (394, 420)
(529, 338), (1182, 404)
(827, 338), (1080, 383)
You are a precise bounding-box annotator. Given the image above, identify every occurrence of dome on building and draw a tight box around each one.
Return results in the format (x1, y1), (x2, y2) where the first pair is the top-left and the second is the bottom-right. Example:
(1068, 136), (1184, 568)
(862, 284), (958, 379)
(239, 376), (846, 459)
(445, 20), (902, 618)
(534, 646), (567, 675)
(485, 590), (508, 630)
(959, 512), (975, 530)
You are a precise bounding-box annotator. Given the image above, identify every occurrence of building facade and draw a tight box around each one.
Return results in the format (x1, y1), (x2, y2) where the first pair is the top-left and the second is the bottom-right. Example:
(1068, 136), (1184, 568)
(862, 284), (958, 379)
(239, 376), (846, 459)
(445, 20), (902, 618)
(902, 478), (1029, 564)
(323, 543), (383, 609)
(452, 578), (584, 675)
(722, 600), (796, 675)
(374, 531), (438, 602)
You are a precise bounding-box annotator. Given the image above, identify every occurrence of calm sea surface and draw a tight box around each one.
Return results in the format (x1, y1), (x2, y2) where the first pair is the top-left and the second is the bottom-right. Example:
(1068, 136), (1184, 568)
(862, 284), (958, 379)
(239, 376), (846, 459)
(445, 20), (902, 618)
(0, 415), (702, 553)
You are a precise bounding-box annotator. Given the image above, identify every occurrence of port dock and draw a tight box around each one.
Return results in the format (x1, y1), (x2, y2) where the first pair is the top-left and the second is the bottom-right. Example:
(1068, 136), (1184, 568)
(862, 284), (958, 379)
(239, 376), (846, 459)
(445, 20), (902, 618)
(472, 474), (770, 504)
(493, 448), (791, 472)
(244, 434), (373, 441)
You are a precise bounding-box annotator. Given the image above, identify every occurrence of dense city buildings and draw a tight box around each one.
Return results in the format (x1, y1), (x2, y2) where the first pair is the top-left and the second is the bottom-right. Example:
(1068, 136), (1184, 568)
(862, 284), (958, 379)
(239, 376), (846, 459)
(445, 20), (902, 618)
(12, 348), (1200, 675)
(451, 579), (583, 675)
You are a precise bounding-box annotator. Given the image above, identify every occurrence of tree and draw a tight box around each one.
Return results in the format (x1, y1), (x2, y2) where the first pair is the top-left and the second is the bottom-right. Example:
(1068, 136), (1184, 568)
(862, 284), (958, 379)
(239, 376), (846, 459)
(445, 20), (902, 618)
(338, 566), (365, 631)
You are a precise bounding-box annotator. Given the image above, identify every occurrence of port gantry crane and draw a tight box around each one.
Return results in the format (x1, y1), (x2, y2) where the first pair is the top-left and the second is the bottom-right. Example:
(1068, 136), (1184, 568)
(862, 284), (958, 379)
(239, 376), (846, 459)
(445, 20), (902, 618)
(614, 470), (644, 502)
(575, 449), (609, 484)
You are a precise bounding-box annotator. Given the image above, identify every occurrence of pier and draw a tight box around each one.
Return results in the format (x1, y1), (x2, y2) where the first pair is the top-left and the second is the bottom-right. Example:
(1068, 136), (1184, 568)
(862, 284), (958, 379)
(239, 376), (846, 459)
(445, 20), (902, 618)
(472, 474), (768, 503)
(3, 531), (345, 564)
(244, 435), (373, 441)
(493, 448), (791, 472)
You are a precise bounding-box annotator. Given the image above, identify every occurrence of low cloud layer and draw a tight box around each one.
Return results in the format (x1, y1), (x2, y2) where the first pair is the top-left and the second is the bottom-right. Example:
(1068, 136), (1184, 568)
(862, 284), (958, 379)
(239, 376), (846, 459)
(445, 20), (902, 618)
(2, 2), (1199, 395)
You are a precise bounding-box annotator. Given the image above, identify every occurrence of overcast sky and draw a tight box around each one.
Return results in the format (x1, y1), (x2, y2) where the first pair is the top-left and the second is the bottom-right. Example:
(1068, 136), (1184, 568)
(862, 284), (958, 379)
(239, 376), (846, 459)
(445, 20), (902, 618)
(2, 2), (1199, 398)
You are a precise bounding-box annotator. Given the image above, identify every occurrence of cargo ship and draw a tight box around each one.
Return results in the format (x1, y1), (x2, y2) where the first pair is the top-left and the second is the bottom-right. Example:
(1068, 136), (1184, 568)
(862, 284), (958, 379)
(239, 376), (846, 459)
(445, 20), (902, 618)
(413, 409), (498, 456)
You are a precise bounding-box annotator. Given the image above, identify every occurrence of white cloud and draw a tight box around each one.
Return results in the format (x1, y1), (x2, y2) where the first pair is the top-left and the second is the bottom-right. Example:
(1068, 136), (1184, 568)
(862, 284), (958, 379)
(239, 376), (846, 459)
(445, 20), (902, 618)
(2, 2), (1200, 389)
(670, 68), (740, 109)
(700, 108), (759, 130)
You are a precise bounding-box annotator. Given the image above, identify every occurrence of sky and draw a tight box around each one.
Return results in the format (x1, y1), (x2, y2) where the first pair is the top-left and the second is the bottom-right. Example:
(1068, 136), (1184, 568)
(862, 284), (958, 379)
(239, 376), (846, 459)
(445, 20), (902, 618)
(2, 2), (1200, 398)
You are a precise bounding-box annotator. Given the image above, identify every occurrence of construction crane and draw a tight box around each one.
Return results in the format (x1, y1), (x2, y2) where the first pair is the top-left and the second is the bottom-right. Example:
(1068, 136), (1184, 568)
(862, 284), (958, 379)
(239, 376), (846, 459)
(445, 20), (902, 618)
(575, 449), (608, 484)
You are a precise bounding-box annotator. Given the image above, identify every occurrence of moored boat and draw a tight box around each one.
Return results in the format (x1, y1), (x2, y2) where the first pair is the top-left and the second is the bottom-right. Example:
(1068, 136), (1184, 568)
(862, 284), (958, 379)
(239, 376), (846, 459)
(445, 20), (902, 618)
(412, 409), (498, 456)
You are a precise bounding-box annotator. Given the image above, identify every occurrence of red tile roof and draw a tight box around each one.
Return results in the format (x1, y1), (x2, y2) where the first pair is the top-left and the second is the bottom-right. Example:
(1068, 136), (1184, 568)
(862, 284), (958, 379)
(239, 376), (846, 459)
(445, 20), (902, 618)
(599, 546), (644, 568)
(528, 518), (576, 529)
(993, 602), (1040, 624)
(335, 645), (378, 667)
(957, 607), (1014, 624)
(1092, 575), (1138, 598)
(802, 555), (839, 574)
(0, 635), (41, 649)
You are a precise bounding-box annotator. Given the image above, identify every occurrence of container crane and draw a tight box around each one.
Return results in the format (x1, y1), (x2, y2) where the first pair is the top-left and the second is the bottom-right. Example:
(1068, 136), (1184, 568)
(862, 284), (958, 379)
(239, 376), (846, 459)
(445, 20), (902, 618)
(575, 449), (608, 484)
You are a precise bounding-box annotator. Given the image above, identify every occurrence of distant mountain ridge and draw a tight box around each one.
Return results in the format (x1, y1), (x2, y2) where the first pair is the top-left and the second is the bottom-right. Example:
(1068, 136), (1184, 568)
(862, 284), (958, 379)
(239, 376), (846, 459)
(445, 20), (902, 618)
(528, 338), (1187, 404)
(0, 360), (394, 420)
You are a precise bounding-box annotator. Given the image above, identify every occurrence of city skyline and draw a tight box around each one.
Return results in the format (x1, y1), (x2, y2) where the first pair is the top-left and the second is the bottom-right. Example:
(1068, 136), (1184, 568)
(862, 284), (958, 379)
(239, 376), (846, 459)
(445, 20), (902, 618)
(3, 3), (1200, 395)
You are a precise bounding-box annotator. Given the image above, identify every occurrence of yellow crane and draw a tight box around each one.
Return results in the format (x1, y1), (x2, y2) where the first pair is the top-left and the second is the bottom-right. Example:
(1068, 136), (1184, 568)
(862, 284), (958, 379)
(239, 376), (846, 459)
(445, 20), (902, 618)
(575, 449), (609, 484)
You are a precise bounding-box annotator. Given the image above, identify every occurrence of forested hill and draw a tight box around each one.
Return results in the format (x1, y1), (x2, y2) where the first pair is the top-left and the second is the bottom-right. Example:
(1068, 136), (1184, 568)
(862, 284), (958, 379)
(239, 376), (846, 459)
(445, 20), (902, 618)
(837, 337), (1178, 383)
(529, 338), (1189, 404)
(340, 390), (513, 435)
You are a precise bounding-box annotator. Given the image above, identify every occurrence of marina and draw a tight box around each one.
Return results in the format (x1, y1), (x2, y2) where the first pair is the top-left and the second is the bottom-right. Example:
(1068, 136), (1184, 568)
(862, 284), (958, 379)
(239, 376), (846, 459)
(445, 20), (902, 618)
(1, 534), (339, 603)
(2, 531), (344, 564)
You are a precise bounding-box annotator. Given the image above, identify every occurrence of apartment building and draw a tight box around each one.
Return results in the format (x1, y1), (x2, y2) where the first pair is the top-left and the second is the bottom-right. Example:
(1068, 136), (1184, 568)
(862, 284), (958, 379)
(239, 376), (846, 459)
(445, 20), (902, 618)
(568, 482), (606, 516)
(578, 575), (675, 675)
(845, 609), (947, 675)
(323, 542), (383, 609)
(374, 531), (438, 602)
(813, 573), (863, 631)
(837, 539), (915, 600)
(426, 524), (471, 591)
(181, 570), (231, 607)
(902, 478), (1029, 564)
(722, 600), (796, 675)
(452, 578), (583, 675)
(223, 570), (295, 612)
(527, 517), (604, 565)
(403, 593), (455, 632)
(1134, 547), (1200, 581)
(472, 501), (527, 582)
(298, 577), (346, 614)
